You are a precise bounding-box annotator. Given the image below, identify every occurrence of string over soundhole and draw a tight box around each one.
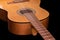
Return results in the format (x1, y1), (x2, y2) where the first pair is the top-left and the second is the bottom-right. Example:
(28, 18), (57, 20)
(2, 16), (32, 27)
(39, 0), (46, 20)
(20, 9), (33, 14)
(17, 8), (36, 15)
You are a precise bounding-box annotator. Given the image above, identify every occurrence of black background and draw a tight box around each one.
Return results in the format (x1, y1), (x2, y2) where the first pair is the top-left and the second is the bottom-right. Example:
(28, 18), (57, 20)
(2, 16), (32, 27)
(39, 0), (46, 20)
(0, 0), (58, 40)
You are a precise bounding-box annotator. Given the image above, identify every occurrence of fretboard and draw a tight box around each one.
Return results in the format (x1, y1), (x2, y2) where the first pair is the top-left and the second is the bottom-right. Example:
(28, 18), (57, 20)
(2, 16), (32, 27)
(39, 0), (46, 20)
(19, 9), (55, 40)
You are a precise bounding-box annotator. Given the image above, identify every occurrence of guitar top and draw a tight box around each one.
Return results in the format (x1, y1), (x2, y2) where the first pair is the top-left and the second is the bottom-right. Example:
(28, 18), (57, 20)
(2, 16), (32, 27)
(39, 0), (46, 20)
(0, 0), (49, 23)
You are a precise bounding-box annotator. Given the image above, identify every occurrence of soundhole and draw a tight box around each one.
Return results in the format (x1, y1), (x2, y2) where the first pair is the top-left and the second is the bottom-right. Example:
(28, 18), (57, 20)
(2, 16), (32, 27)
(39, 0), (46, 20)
(17, 8), (36, 15)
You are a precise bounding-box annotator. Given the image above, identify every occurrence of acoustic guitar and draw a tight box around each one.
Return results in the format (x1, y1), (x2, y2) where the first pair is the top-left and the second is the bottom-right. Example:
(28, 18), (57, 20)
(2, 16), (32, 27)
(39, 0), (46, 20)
(0, 0), (55, 40)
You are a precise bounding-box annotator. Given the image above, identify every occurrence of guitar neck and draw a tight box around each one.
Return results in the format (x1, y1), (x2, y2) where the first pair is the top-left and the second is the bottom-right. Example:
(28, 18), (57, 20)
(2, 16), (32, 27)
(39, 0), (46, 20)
(19, 9), (55, 40)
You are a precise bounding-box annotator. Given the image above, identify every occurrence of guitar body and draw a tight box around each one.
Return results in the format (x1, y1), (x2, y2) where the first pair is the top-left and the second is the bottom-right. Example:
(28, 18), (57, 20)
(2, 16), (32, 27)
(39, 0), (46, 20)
(0, 0), (49, 35)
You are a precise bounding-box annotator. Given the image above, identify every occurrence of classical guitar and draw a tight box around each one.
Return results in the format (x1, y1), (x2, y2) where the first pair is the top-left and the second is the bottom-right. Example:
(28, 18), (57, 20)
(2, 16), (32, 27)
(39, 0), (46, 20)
(0, 0), (55, 40)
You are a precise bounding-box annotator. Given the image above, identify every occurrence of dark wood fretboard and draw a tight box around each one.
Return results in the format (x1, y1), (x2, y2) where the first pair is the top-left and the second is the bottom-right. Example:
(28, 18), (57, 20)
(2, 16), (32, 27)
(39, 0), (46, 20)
(19, 9), (55, 40)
